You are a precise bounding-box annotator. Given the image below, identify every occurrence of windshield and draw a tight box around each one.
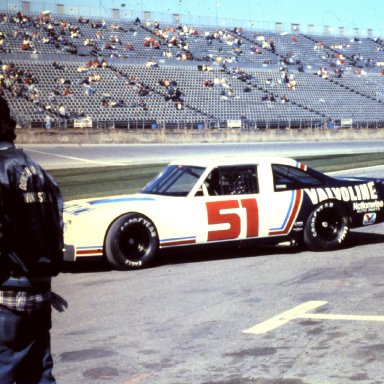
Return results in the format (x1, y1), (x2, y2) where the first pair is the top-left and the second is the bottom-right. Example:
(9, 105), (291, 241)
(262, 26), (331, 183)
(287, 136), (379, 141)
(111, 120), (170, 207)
(141, 165), (205, 196)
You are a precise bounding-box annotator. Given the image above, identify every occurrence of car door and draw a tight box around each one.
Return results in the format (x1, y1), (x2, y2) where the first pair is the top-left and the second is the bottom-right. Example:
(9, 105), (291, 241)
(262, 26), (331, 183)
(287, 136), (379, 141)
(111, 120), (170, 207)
(194, 164), (262, 243)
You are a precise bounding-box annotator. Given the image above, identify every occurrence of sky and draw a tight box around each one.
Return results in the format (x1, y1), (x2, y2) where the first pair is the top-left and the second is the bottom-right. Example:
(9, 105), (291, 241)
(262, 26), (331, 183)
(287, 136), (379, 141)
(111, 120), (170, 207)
(55, 0), (384, 36)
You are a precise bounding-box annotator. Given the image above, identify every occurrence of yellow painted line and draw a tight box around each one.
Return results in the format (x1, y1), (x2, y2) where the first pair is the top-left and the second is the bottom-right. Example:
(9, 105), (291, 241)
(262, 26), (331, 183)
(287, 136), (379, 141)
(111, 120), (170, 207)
(243, 301), (327, 335)
(243, 301), (384, 335)
(304, 313), (384, 322)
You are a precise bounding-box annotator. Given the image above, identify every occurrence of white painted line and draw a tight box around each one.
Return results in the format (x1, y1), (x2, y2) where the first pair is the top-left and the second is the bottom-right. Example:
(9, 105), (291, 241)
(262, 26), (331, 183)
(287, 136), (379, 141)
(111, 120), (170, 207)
(24, 148), (126, 167)
(243, 301), (384, 335)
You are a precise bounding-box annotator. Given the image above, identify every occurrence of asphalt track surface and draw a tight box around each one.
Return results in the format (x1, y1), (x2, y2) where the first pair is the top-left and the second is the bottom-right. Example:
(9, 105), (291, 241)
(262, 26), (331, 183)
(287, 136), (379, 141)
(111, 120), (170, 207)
(24, 142), (384, 384)
(22, 139), (384, 170)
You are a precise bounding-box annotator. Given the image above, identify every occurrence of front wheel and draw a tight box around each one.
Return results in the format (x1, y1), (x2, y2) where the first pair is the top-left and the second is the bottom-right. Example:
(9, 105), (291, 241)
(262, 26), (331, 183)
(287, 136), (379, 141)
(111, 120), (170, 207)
(105, 213), (159, 270)
(304, 201), (350, 251)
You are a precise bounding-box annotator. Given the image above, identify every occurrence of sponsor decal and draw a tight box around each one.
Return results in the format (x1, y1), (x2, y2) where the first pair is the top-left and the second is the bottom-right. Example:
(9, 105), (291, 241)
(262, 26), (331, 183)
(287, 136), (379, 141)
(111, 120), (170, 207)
(363, 213), (376, 225)
(353, 200), (384, 213)
(206, 198), (259, 241)
(305, 182), (378, 205)
(293, 221), (304, 232)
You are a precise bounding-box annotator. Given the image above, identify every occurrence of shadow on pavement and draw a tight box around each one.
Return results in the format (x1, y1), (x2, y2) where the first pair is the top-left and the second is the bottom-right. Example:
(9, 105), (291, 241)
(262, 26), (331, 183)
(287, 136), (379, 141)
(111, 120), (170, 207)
(59, 230), (384, 273)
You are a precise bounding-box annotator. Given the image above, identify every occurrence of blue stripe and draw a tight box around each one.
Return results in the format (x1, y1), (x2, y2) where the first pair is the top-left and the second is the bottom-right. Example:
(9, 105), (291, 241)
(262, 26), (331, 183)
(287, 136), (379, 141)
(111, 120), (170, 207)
(161, 236), (196, 242)
(89, 197), (155, 205)
(77, 246), (102, 249)
(270, 190), (295, 231)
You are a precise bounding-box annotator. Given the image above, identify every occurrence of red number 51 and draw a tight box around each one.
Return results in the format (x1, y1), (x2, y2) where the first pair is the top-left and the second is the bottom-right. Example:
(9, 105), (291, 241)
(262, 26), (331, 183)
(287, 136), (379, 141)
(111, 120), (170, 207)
(206, 199), (259, 242)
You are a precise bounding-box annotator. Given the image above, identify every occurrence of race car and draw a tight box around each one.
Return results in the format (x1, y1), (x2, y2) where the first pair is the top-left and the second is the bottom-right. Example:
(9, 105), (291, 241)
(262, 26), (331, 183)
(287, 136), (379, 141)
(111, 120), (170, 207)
(63, 157), (384, 269)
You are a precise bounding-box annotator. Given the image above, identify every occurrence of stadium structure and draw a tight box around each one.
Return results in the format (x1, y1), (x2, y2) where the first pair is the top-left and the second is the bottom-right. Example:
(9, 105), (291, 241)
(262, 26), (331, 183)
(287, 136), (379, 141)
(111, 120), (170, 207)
(1, 3), (384, 131)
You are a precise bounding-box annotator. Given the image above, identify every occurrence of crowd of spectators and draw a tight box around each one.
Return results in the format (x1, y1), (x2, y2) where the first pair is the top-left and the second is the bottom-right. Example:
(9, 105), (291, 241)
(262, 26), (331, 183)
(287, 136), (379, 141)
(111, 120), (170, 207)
(2, 10), (384, 126)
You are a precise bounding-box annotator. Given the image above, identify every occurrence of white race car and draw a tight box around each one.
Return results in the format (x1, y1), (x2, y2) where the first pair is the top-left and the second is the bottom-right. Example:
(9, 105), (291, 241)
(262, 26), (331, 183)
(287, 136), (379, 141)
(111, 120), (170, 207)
(63, 157), (384, 269)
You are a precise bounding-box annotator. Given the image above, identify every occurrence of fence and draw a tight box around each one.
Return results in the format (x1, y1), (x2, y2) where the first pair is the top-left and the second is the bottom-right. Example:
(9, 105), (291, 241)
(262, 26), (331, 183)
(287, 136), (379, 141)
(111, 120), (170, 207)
(25, 116), (384, 131)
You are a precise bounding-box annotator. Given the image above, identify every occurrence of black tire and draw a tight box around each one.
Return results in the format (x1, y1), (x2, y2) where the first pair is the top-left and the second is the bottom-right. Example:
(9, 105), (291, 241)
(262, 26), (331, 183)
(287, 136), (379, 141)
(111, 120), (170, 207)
(105, 213), (159, 269)
(304, 201), (350, 251)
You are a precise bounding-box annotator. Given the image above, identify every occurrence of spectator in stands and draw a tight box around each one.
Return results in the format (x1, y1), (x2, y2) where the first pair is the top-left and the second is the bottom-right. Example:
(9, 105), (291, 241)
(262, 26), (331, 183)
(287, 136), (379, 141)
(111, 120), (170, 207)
(317, 66), (329, 79)
(266, 78), (275, 88)
(252, 46), (262, 55)
(75, 109), (85, 118)
(58, 103), (67, 118)
(146, 60), (159, 68)
(63, 87), (72, 96)
(139, 99), (148, 111)
(204, 79), (214, 88)
(84, 84), (96, 95)
(287, 74), (297, 90)
(45, 114), (52, 129)
(21, 37), (33, 51)
(52, 62), (64, 71)
(110, 35), (121, 45)
(137, 83), (150, 97)
(78, 16), (89, 24)
(33, 103), (45, 114)
(124, 43), (134, 51)
(334, 68), (343, 78)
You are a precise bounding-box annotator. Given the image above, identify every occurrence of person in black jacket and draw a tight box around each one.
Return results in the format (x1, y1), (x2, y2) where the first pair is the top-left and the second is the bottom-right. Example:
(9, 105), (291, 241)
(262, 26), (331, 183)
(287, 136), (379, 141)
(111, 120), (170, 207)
(0, 96), (65, 383)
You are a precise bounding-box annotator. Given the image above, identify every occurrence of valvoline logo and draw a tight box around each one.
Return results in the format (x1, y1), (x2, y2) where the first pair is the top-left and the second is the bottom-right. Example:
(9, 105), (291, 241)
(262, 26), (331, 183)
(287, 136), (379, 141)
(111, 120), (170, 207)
(363, 213), (376, 225)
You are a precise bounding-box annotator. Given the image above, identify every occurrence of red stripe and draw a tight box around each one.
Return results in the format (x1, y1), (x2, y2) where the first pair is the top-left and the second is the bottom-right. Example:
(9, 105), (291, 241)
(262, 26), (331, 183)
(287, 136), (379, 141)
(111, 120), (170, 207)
(76, 249), (103, 255)
(160, 239), (196, 247)
(269, 189), (303, 236)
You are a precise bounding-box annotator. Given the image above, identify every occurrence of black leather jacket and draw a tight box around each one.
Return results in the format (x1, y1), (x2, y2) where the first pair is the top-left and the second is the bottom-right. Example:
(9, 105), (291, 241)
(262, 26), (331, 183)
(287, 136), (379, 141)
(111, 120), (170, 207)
(0, 142), (63, 287)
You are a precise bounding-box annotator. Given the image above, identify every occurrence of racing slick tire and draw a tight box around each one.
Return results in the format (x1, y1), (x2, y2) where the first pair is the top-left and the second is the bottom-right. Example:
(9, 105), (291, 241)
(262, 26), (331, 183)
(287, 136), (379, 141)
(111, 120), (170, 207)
(303, 201), (350, 251)
(105, 213), (159, 270)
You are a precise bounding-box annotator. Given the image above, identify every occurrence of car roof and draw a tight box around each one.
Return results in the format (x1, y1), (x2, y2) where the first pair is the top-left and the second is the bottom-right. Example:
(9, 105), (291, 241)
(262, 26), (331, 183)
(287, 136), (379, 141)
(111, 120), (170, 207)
(168, 156), (300, 168)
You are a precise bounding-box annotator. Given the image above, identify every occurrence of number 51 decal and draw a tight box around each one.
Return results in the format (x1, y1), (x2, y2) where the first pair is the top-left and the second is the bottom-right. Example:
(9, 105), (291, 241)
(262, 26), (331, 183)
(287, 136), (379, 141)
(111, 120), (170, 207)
(206, 199), (259, 242)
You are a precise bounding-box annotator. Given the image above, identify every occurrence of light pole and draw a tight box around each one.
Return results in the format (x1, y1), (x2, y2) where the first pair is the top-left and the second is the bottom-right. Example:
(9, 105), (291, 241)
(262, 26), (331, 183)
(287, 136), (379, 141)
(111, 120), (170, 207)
(215, 2), (220, 27)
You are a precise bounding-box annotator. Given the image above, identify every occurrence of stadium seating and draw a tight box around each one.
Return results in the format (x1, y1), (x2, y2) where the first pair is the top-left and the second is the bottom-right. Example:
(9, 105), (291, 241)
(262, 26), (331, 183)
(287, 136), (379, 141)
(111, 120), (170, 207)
(1, 10), (384, 129)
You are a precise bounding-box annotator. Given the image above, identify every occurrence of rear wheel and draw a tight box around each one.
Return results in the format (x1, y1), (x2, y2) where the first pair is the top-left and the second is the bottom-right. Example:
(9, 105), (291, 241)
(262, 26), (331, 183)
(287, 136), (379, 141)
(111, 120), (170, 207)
(304, 201), (350, 251)
(105, 213), (159, 269)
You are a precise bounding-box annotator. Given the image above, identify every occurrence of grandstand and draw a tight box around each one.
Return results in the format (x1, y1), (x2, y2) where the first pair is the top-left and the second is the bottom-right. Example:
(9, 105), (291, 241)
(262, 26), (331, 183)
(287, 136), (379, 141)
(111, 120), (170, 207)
(1, 9), (384, 130)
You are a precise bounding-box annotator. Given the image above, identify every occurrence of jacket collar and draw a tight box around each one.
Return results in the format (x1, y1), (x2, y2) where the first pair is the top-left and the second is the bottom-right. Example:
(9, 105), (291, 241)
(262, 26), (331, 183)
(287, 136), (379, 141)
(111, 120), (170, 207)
(0, 141), (15, 151)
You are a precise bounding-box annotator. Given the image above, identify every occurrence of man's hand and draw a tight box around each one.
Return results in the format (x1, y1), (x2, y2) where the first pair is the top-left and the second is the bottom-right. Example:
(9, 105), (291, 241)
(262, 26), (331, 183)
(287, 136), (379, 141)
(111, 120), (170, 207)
(50, 292), (68, 312)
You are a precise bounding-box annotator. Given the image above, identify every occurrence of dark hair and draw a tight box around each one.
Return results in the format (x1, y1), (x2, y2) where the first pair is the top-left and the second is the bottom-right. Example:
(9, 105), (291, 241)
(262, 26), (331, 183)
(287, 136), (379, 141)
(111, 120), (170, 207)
(0, 96), (17, 142)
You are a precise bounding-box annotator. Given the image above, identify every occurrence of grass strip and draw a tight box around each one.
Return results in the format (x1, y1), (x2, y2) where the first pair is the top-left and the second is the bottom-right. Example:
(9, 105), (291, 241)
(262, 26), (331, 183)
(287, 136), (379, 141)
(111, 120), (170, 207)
(49, 153), (383, 201)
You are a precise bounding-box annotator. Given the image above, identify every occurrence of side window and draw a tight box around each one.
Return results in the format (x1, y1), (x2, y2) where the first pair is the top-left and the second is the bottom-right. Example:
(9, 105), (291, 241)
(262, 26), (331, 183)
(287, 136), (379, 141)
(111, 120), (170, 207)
(272, 164), (323, 191)
(205, 165), (259, 196)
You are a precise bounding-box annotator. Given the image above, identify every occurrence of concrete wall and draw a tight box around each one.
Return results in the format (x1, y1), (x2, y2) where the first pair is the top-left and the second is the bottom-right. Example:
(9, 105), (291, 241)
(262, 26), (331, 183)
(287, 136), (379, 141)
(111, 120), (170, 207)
(15, 127), (384, 145)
